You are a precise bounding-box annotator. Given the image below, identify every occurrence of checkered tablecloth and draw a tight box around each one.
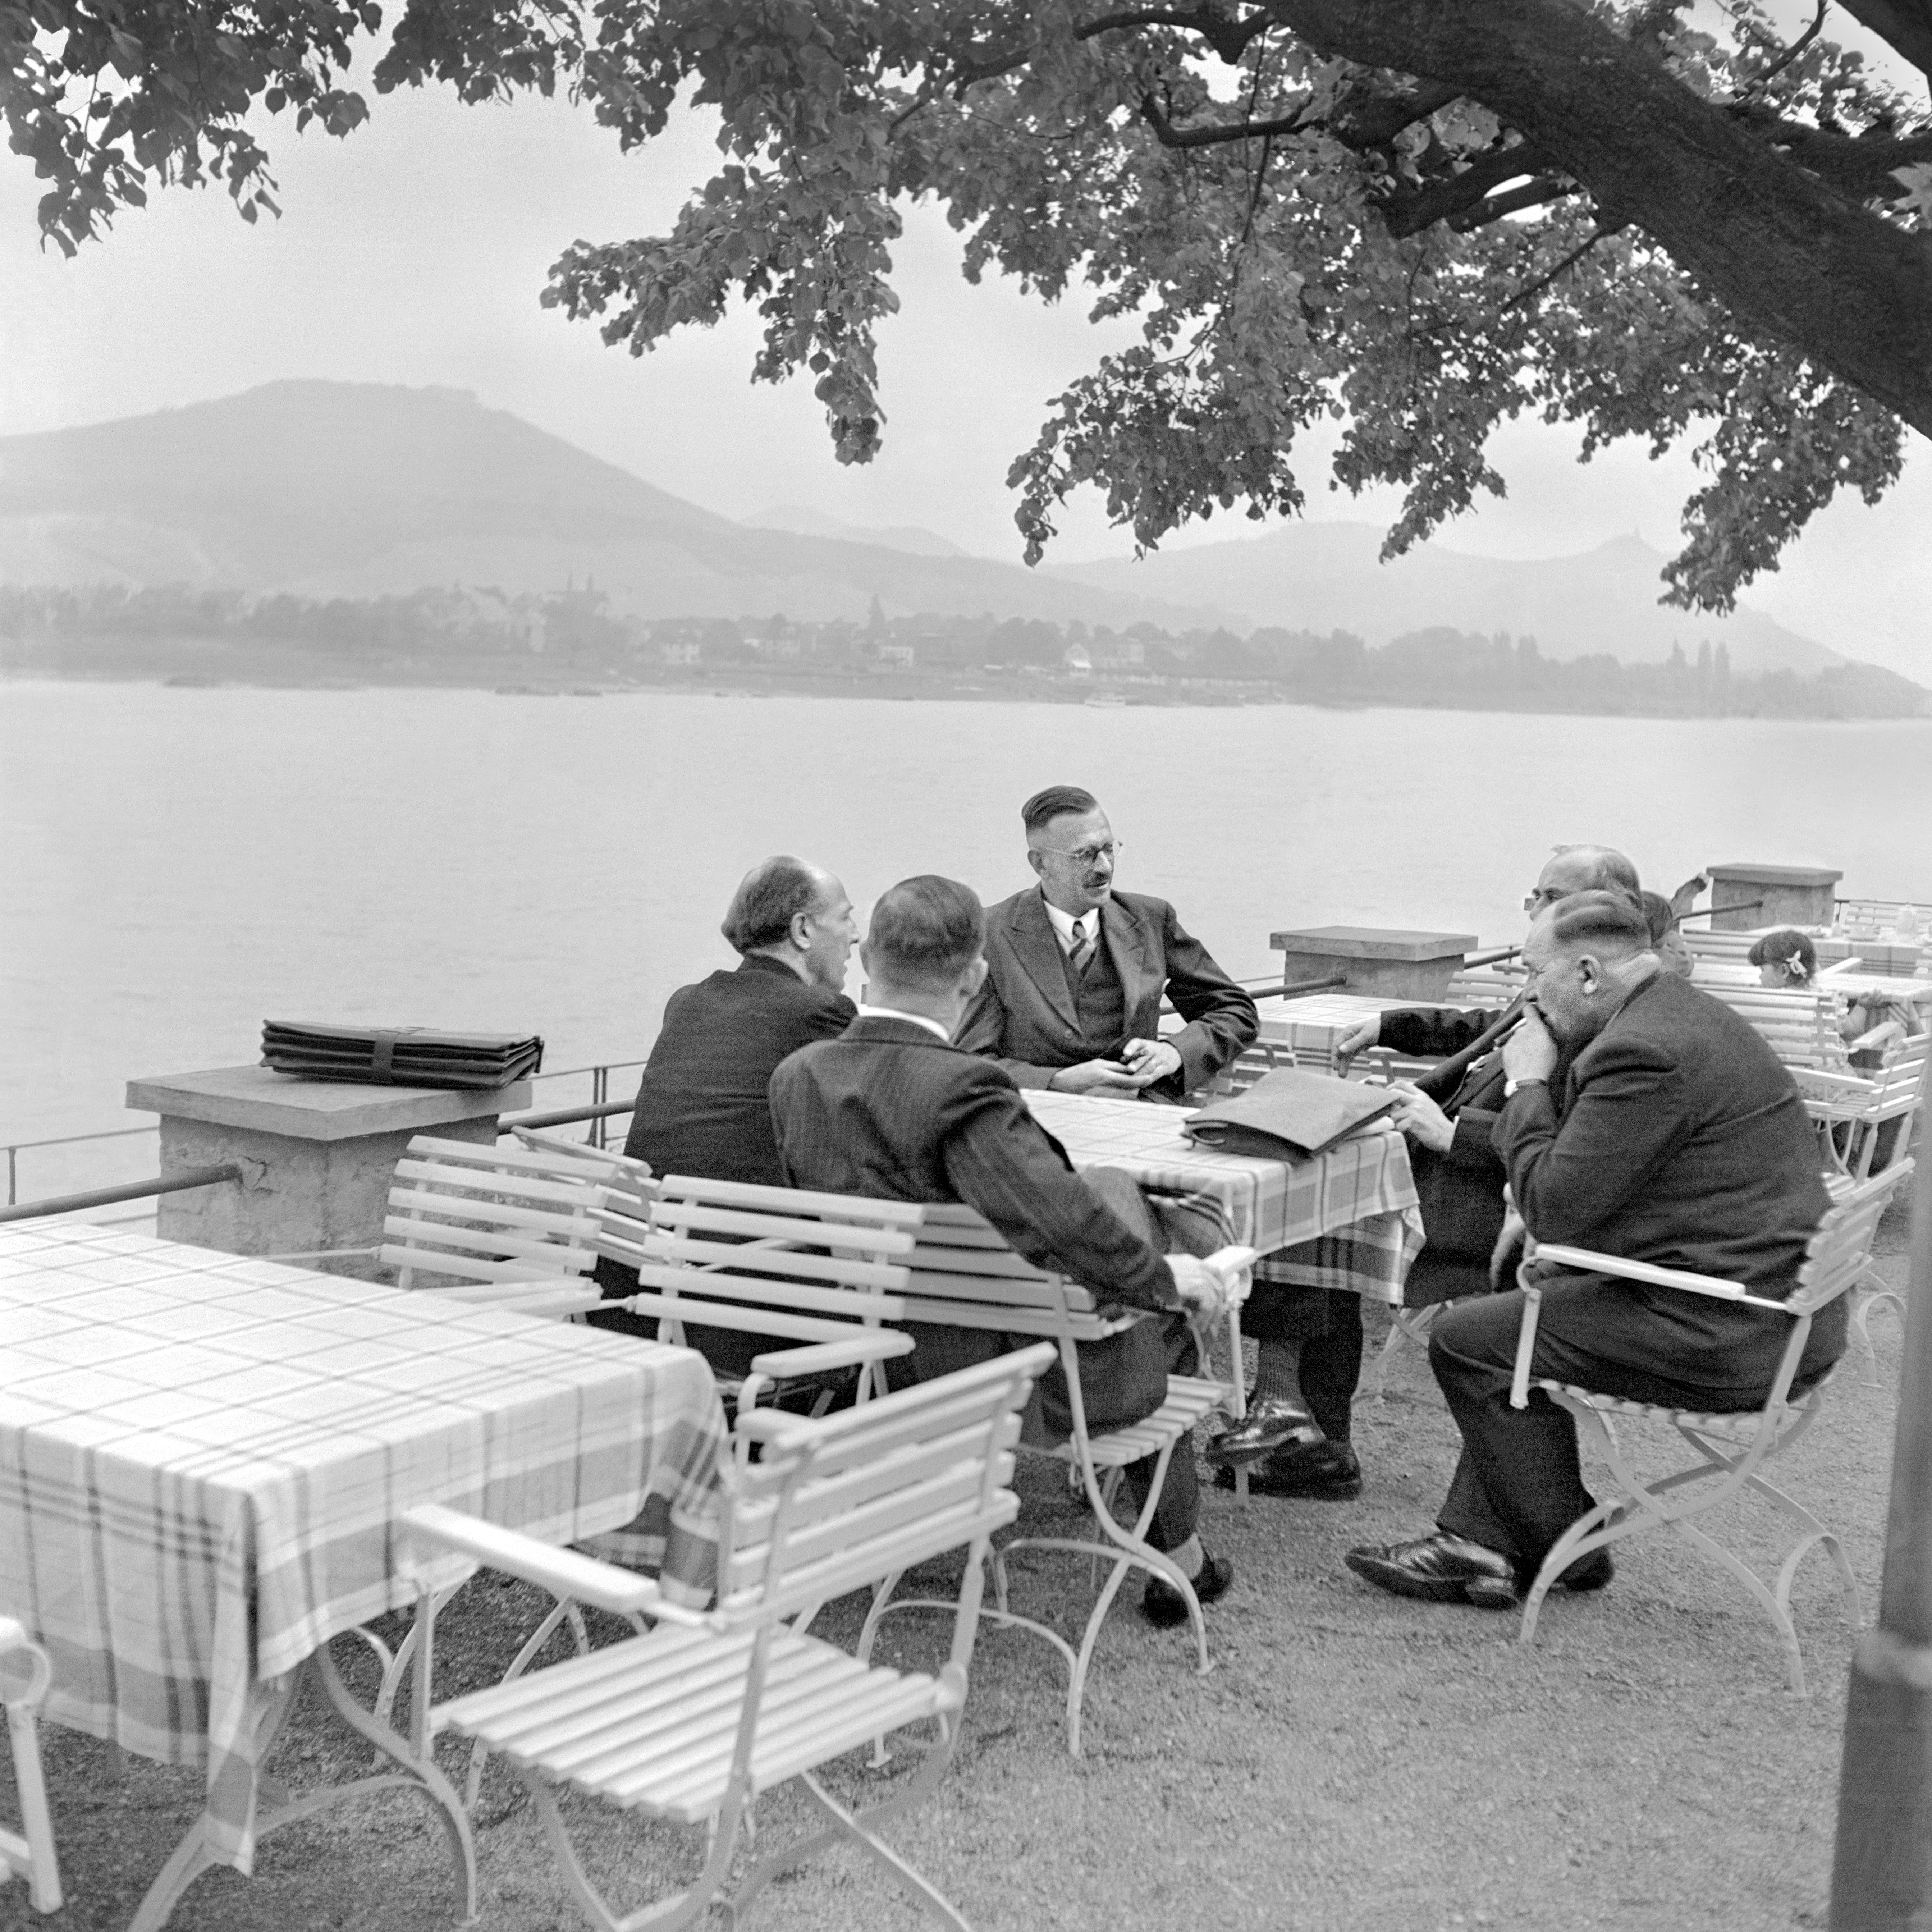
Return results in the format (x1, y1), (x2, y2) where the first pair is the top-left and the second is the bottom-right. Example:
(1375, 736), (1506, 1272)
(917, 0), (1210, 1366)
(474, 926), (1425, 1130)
(1024, 1090), (1423, 1304)
(0, 1223), (728, 1873)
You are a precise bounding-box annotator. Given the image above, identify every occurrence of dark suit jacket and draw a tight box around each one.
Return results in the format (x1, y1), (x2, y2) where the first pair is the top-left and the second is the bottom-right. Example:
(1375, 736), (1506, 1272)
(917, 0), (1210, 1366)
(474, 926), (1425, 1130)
(592, 953), (854, 1373)
(956, 886), (1258, 1098)
(1494, 970), (1838, 1395)
(769, 1015), (1180, 1433)
(1382, 1003), (1530, 1306)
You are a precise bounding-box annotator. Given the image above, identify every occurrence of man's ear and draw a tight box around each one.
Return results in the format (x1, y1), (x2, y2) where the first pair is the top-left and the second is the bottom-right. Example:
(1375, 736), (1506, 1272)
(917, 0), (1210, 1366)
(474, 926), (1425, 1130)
(858, 939), (876, 978)
(1025, 848), (1046, 883)
(1575, 954), (1602, 995)
(789, 910), (815, 950)
(961, 956), (990, 998)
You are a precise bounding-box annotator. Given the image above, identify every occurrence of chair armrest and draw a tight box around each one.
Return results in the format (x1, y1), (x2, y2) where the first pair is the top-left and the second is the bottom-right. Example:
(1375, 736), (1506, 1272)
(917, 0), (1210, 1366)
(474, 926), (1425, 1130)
(1791, 1068), (1876, 1098)
(1528, 1243), (1784, 1308)
(1203, 1245), (1259, 1307)
(1508, 1274), (1543, 1411)
(748, 1331), (915, 1380)
(399, 1503), (705, 1625)
(0, 1617), (51, 1708)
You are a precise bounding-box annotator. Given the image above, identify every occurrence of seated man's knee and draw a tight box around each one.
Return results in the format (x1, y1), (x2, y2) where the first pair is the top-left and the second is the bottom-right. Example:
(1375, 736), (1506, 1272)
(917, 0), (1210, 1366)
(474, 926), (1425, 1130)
(1428, 1290), (1525, 1377)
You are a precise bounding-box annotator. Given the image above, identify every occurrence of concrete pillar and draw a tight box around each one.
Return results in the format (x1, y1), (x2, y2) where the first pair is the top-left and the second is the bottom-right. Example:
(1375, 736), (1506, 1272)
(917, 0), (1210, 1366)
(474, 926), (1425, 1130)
(1269, 926), (1479, 1003)
(1707, 863), (1843, 932)
(125, 1066), (532, 1278)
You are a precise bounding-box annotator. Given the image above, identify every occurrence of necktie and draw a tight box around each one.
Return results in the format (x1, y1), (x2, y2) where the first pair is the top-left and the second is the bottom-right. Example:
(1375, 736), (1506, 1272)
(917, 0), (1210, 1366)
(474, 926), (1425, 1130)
(1070, 921), (1097, 974)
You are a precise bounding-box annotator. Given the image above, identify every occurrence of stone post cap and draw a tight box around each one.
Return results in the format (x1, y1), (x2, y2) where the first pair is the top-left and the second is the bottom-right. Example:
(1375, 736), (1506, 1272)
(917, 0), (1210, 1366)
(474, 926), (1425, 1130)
(1269, 926), (1479, 962)
(1706, 864), (1844, 887)
(126, 1065), (533, 1141)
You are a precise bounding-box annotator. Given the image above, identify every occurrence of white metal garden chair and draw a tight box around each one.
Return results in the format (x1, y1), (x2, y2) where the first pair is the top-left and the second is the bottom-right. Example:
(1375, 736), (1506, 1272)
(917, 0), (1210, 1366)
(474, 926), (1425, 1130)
(1507, 1161), (1912, 1694)
(0, 1616), (61, 1914)
(401, 1343), (1055, 1932)
(857, 1204), (1254, 1755)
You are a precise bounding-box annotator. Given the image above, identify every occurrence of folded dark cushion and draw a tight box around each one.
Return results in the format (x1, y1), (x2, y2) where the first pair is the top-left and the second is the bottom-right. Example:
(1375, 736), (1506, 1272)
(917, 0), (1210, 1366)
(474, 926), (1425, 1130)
(262, 1021), (544, 1089)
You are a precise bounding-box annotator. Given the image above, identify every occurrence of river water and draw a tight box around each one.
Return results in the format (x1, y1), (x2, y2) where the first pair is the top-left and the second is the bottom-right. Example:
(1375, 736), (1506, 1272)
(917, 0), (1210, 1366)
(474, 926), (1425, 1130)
(4, 680), (1929, 1185)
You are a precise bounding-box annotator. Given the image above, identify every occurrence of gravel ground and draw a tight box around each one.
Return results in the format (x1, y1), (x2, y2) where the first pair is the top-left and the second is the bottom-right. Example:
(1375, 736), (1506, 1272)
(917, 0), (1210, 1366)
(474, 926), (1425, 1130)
(5, 1183), (1918, 1932)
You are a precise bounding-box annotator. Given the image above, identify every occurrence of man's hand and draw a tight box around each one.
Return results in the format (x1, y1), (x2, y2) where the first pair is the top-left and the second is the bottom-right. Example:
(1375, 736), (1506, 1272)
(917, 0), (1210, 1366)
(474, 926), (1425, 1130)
(1502, 1008), (1559, 1085)
(1387, 1081), (1455, 1153)
(1165, 1253), (1232, 1322)
(1336, 1016), (1380, 1069)
(1119, 1037), (1183, 1086)
(1489, 1205), (1528, 1290)
(1048, 1057), (1147, 1095)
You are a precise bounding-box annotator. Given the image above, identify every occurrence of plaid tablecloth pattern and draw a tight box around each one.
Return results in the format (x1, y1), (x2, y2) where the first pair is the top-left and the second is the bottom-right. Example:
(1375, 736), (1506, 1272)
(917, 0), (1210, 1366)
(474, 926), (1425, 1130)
(0, 1223), (728, 1872)
(1023, 1090), (1423, 1305)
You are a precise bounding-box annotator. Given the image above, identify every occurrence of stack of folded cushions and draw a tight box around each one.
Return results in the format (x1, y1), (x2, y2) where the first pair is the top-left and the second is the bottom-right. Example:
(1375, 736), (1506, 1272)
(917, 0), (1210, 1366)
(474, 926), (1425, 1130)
(261, 1022), (544, 1089)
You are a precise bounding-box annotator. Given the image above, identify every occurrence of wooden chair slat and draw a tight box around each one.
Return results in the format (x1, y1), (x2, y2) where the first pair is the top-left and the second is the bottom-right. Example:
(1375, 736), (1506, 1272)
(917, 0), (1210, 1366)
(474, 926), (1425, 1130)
(656, 1174), (929, 1227)
(623, 1261), (907, 1320)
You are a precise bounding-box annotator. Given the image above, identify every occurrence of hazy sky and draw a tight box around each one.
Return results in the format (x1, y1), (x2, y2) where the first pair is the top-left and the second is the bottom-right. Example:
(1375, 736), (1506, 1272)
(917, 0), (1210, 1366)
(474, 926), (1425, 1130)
(2, 35), (1927, 678)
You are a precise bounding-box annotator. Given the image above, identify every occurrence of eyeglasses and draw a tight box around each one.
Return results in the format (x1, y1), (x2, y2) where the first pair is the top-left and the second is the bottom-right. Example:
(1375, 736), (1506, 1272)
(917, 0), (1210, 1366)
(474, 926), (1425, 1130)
(1522, 885), (1565, 914)
(1035, 840), (1123, 867)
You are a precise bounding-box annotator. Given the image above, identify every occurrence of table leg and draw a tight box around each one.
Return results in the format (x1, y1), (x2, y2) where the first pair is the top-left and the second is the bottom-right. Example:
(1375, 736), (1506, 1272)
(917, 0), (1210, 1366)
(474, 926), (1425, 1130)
(123, 1634), (477, 1932)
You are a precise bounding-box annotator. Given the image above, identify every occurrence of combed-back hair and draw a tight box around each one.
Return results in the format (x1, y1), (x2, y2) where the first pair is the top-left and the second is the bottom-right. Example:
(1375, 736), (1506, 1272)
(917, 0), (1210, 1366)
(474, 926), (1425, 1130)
(1550, 843), (1641, 897)
(868, 875), (985, 985)
(1022, 785), (1100, 836)
(720, 855), (824, 955)
(1638, 890), (1680, 948)
(1543, 889), (1652, 954)
(1748, 928), (1817, 982)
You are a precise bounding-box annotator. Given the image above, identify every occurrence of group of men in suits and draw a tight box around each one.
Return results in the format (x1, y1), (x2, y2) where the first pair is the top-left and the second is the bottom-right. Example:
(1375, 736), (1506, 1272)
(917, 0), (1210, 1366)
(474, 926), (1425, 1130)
(598, 792), (1846, 1625)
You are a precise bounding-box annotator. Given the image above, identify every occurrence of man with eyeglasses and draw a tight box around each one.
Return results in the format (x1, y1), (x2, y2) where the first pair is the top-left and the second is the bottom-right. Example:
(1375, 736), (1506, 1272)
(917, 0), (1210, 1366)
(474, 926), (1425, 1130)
(1212, 843), (1642, 1500)
(957, 784), (1258, 1100)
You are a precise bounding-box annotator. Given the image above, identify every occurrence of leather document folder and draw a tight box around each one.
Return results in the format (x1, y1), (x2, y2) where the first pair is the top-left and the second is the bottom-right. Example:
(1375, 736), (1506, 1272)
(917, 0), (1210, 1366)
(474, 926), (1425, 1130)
(261, 1021), (545, 1090)
(1182, 1067), (1398, 1160)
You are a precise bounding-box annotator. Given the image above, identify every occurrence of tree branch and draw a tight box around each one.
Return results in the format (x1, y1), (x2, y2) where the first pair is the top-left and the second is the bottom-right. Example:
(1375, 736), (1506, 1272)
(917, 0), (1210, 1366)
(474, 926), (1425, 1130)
(1261, 0), (1932, 438)
(1833, 0), (1932, 88)
(1076, 7), (1276, 63)
(1380, 140), (1551, 236)
(1447, 173), (1576, 230)
(1501, 221), (1629, 307)
(1139, 91), (1310, 147)
(1725, 105), (1932, 200)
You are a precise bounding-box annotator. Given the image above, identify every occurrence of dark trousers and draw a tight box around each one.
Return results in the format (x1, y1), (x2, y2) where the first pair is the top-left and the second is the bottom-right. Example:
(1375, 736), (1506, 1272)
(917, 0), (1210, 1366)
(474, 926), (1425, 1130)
(1428, 1278), (1844, 1583)
(1239, 1283), (1363, 1442)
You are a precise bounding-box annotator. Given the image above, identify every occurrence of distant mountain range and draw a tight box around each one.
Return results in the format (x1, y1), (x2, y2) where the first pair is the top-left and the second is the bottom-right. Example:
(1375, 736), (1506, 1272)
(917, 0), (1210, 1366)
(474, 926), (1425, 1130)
(0, 380), (1873, 679)
(0, 382), (1217, 631)
(744, 503), (969, 558)
(1048, 523), (1841, 675)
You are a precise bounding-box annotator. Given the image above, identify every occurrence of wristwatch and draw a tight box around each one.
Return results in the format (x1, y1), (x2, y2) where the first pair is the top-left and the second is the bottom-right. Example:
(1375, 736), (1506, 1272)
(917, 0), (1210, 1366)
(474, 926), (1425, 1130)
(1503, 1077), (1548, 1099)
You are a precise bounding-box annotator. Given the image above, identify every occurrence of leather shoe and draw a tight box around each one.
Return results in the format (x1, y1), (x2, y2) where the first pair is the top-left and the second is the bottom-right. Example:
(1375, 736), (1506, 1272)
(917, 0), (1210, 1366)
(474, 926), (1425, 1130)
(1216, 1437), (1362, 1500)
(1142, 1553), (1234, 1629)
(1344, 1532), (1520, 1609)
(1203, 1392), (1321, 1467)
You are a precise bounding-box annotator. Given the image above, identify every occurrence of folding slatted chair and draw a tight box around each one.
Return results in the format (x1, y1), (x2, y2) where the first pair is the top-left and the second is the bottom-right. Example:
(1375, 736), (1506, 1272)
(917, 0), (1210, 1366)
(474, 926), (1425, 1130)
(594, 1175), (922, 1420)
(1794, 1035), (1928, 1185)
(860, 1206), (1255, 1755)
(0, 1617), (61, 1914)
(1507, 1161), (1912, 1694)
(400, 1343), (1055, 1932)
(377, 1134), (618, 1318)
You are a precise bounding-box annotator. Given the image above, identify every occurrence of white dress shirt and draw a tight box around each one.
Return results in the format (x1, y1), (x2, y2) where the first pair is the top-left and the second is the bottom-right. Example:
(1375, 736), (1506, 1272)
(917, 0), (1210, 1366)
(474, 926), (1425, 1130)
(1043, 899), (1100, 957)
(856, 1003), (954, 1044)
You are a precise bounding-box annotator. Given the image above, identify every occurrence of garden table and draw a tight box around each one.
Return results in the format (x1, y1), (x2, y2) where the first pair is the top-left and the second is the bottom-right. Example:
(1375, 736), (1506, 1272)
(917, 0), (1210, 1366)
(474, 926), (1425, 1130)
(0, 1221), (728, 1929)
(1022, 1089), (1423, 1303)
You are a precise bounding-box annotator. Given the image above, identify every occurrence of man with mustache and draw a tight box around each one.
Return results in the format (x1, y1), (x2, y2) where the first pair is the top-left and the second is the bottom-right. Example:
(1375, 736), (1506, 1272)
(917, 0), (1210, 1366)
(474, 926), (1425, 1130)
(1215, 844), (1642, 1500)
(1345, 890), (1835, 1608)
(957, 784), (1258, 1101)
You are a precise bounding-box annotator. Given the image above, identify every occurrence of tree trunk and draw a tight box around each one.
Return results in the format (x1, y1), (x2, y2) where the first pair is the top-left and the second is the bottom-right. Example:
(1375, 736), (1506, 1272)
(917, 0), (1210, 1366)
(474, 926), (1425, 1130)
(1269, 0), (1932, 438)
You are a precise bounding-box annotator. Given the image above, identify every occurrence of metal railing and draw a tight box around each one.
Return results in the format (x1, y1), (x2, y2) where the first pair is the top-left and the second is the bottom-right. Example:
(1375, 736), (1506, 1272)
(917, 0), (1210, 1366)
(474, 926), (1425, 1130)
(1, 1057), (648, 1223)
(0, 1164), (247, 1227)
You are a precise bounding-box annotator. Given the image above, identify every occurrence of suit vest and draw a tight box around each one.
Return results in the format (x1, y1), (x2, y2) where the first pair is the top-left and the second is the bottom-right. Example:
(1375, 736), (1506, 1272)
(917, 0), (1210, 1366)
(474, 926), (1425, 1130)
(1058, 929), (1128, 1055)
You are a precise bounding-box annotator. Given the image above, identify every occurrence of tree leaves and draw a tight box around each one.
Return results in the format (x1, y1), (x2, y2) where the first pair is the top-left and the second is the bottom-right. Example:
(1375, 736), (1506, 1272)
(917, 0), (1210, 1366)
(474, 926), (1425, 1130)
(10, 0), (1928, 607)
